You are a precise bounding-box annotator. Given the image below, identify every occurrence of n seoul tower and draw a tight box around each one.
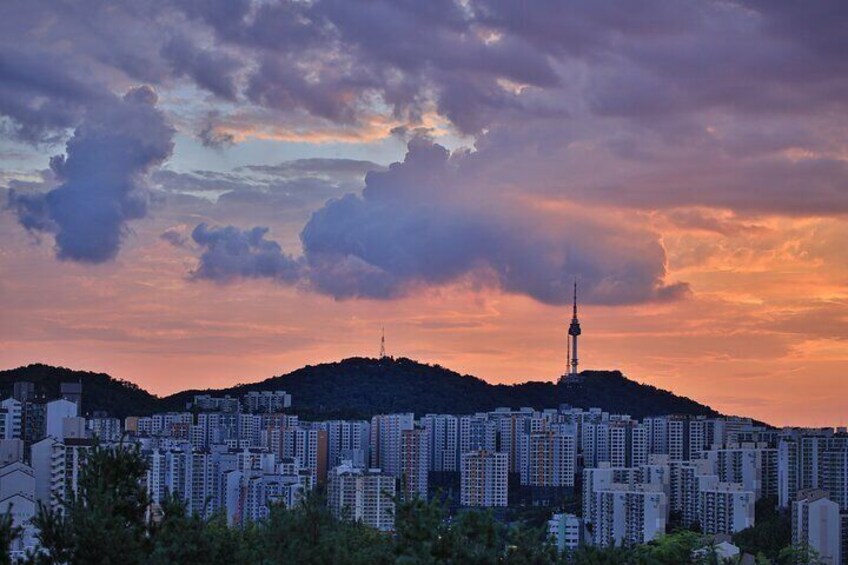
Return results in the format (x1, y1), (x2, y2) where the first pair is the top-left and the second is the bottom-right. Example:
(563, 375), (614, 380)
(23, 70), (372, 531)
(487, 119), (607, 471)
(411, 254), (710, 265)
(567, 281), (581, 377)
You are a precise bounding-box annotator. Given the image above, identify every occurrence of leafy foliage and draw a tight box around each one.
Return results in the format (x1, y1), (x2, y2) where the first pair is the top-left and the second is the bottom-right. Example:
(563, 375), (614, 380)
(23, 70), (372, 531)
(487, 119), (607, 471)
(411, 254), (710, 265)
(0, 511), (21, 565)
(10, 447), (815, 564)
(0, 364), (161, 418)
(165, 357), (720, 419)
(732, 496), (791, 563)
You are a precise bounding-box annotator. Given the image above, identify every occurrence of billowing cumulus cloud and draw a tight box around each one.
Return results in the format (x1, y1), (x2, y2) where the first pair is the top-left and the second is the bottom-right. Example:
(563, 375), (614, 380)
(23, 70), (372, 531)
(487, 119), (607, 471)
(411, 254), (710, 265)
(189, 140), (688, 305)
(190, 223), (302, 284)
(7, 86), (174, 262)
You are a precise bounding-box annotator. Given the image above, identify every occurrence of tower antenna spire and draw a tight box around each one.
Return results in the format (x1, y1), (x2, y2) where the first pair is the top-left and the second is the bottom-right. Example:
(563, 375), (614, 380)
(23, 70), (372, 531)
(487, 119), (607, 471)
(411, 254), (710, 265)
(379, 326), (386, 359)
(567, 279), (582, 377)
(573, 279), (578, 318)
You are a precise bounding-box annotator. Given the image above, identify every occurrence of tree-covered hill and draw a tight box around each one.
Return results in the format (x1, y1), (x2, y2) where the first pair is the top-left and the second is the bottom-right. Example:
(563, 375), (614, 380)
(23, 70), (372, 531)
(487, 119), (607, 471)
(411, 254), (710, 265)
(0, 363), (161, 417)
(161, 357), (719, 419)
(0, 357), (720, 420)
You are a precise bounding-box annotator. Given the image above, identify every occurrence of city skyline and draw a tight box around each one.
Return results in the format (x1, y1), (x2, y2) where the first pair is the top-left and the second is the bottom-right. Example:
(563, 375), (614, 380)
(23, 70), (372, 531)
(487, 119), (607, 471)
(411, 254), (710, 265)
(2, 1), (848, 429)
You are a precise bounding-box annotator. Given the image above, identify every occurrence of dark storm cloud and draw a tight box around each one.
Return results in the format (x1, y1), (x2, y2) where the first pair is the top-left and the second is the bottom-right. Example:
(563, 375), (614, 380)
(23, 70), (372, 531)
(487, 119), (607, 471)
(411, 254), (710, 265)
(7, 86), (174, 262)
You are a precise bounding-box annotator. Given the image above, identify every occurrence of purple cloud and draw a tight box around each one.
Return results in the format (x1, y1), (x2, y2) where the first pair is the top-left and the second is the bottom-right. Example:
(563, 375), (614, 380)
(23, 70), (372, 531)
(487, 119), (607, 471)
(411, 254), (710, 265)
(190, 223), (302, 284)
(8, 86), (174, 262)
(189, 140), (688, 306)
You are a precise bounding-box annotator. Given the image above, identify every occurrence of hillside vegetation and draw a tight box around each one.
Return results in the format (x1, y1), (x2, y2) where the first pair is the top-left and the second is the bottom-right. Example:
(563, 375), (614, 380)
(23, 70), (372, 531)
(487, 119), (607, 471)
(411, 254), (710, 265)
(0, 358), (719, 420)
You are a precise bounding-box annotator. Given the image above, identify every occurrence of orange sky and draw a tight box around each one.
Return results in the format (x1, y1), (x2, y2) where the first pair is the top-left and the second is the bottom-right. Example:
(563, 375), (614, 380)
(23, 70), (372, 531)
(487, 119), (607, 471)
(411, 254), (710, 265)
(2, 204), (846, 427)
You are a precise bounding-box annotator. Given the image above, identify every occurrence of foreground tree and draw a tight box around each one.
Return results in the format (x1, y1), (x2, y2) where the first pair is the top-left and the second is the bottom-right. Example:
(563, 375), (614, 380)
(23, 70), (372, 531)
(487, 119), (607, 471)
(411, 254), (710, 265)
(15, 447), (815, 564)
(32, 445), (150, 564)
(0, 511), (21, 565)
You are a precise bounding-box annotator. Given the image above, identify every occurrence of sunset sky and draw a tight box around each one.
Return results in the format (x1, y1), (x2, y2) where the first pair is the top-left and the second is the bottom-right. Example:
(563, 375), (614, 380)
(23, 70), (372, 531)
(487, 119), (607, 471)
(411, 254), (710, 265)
(2, 1), (847, 427)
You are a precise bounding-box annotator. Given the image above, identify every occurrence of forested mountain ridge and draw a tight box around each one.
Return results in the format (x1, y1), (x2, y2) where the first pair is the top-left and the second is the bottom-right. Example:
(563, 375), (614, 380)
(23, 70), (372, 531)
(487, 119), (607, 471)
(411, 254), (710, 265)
(0, 357), (720, 420)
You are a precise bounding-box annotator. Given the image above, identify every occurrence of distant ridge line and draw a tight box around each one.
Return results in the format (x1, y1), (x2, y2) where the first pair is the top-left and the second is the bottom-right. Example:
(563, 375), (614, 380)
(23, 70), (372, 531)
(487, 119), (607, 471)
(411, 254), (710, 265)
(0, 357), (721, 421)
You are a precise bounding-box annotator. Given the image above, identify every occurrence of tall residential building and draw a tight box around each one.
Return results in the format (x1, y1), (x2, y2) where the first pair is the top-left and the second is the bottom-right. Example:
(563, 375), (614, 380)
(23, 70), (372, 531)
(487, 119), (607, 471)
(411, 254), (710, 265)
(698, 480), (755, 535)
(146, 446), (214, 517)
(779, 432), (848, 509)
(700, 446), (764, 500)
(224, 471), (306, 526)
(669, 459), (714, 529)
(45, 399), (78, 440)
(327, 462), (396, 532)
(0, 399), (22, 440)
(582, 421), (610, 469)
(460, 450), (508, 507)
(667, 417), (689, 462)
(370, 413), (414, 477)
(822, 449), (848, 510)
(31, 437), (95, 510)
(608, 420), (649, 468)
(421, 414), (459, 473)
(23, 402), (45, 449)
(645, 417), (669, 457)
(792, 489), (841, 565)
(779, 438), (801, 508)
(87, 417), (122, 442)
(519, 429), (575, 487)
(493, 409), (535, 473)
(283, 427), (328, 484)
(458, 414), (497, 457)
(321, 420), (370, 469)
(400, 426), (428, 500)
(582, 465), (642, 524)
(589, 484), (667, 547)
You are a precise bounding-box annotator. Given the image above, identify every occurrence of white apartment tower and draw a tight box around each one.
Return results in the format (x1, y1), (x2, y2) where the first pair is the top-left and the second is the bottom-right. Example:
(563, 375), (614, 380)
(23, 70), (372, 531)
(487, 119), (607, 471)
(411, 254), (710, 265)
(460, 449), (508, 507)
(421, 414), (459, 473)
(792, 489), (841, 565)
(327, 462), (396, 532)
(370, 413), (414, 477)
(519, 429), (576, 487)
(590, 484), (667, 547)
(698, 480), (755, 535)
(400, 426), (428, 500)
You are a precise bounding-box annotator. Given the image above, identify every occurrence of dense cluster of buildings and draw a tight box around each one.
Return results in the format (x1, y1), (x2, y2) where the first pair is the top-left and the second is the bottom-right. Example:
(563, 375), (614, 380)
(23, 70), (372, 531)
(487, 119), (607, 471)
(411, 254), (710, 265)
(0, 379), (847, 564)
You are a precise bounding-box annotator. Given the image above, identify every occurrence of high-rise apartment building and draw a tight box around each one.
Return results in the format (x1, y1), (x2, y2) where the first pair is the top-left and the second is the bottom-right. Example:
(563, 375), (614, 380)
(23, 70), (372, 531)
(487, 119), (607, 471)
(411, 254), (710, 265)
(327, 462), (396, 532)
(460, 449), (508, 507)
(370, 413), (414, 477)
(792, 489), (841, 565)
(698, 479), (755, 535)
(400, 426), (428, 500)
